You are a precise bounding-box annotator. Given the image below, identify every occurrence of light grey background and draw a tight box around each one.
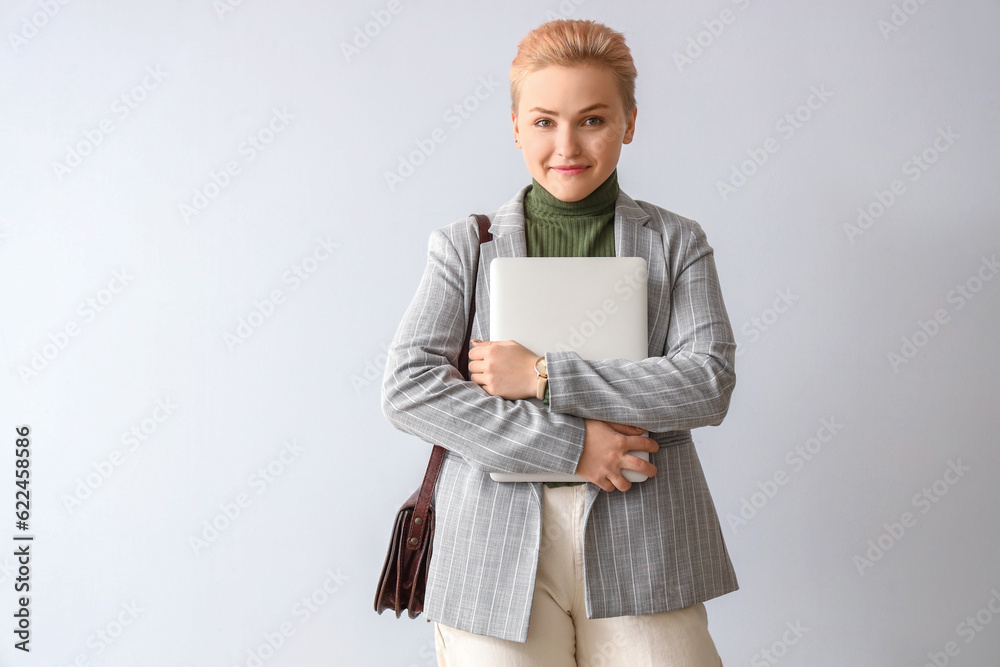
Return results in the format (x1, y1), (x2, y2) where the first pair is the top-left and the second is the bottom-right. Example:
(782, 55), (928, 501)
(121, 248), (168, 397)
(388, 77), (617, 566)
(1, 1), (998, 665)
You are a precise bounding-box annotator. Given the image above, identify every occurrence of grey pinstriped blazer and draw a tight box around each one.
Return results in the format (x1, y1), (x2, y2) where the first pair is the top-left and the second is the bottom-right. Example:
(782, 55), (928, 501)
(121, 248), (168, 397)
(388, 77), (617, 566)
(381, 183), (739, 643)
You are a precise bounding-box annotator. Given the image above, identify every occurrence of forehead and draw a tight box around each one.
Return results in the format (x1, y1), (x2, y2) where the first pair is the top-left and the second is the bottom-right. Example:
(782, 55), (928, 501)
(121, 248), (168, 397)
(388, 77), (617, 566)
(518, 65), (622, 112)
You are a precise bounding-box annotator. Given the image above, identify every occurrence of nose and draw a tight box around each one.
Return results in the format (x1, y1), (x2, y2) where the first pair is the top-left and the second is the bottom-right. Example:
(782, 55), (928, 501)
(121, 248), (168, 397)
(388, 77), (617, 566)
(555, 125), (581, 158)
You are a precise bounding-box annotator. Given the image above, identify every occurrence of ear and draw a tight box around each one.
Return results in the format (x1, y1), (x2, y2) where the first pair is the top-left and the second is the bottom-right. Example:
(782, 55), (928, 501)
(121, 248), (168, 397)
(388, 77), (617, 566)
(623, 106), (637, 145)
(511, 110), (520, 144)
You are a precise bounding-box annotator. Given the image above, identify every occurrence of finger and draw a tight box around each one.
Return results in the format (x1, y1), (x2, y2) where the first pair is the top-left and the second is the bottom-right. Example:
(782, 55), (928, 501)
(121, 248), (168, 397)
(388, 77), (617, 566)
(594, 478), (614, 493)
(611, 473), (632, 493)
(625, 455), (657, 478)
(471, 359), (491, 371)
(606, 421), (644, 434)
(622, 434), (657, 451)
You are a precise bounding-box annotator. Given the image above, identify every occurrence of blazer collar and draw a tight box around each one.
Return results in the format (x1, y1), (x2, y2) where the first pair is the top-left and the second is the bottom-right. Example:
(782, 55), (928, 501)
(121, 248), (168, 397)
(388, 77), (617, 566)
(488, 184), (652, 258)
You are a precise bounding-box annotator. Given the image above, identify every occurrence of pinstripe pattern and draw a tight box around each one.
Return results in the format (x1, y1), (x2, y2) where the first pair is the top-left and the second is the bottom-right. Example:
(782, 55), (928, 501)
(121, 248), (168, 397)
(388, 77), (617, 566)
(381, 184), (739, 643)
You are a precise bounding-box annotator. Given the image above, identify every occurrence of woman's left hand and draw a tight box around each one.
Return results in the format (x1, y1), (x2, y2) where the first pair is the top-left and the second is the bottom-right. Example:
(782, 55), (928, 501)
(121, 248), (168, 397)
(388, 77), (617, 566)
(468, 340), (539, 400)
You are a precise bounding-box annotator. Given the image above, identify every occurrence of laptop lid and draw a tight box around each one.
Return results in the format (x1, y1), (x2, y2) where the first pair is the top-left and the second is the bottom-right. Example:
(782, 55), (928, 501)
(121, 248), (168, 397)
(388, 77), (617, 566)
(489, 257), (648, 362)
(488, 257), (650, 484)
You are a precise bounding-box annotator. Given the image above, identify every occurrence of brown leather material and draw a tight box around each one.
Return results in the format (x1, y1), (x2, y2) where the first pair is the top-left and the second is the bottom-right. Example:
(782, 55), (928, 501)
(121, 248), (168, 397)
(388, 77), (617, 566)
(375, 214), (493, 619)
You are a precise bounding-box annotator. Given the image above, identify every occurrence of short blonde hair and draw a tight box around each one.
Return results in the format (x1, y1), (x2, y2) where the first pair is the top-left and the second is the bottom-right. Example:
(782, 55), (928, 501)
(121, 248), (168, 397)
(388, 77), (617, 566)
(509, 19), (637, 116)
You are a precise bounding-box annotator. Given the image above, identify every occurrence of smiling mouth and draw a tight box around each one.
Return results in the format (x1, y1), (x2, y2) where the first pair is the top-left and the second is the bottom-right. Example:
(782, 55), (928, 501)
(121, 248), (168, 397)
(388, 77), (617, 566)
(551, 165), (589, 173)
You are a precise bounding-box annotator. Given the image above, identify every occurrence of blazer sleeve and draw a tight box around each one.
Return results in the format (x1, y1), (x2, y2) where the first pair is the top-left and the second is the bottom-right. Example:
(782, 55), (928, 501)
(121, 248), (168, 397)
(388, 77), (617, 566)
(545, 220), (737, 433)
(381, 225), (587, 475)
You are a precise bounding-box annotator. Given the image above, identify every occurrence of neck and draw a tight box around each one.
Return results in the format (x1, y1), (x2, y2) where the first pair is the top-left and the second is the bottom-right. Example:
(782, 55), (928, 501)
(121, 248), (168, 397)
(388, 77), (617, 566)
(525, 169), (619, 217)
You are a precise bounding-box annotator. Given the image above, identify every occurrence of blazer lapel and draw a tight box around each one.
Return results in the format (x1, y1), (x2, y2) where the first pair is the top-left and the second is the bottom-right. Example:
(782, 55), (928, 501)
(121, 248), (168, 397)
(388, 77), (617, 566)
(474, 186), (529, 342)
(613, 192), (669, 359)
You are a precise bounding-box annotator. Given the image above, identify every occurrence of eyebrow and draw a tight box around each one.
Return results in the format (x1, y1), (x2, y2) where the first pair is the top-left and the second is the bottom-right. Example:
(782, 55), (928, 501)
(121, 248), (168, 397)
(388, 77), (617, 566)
(527, 103), (610, 116)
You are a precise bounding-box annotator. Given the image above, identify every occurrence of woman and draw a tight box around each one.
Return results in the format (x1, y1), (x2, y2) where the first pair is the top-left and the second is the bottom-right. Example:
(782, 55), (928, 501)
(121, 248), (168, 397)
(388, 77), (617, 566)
(382, 19), (737, 666)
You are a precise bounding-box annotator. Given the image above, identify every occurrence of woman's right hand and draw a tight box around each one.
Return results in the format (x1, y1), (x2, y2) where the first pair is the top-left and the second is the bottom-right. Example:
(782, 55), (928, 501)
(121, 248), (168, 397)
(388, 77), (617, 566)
(576, 419), (659, 492)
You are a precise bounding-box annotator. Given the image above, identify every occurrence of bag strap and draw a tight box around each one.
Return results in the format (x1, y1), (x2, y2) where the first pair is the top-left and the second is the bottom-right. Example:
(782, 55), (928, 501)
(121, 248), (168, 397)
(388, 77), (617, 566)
(407, 214), (493, 549)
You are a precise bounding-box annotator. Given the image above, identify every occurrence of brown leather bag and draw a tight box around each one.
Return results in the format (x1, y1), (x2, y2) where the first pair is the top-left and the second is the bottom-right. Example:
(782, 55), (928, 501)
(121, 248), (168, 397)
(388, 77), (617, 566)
(375, 214), (493, 619)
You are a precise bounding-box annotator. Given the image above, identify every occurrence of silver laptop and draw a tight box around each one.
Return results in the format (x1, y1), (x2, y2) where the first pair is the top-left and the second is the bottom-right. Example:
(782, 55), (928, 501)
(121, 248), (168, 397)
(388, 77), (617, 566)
(488, 257), (650, 483)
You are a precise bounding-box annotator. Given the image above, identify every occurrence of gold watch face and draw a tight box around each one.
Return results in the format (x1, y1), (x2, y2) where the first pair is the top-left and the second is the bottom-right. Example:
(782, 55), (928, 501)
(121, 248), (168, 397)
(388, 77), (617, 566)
(535, 357), (547, 377)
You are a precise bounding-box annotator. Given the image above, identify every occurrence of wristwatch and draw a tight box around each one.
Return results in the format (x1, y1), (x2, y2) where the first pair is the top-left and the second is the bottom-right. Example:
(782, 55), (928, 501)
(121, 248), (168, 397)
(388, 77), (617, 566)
(534, 355), (548, 400)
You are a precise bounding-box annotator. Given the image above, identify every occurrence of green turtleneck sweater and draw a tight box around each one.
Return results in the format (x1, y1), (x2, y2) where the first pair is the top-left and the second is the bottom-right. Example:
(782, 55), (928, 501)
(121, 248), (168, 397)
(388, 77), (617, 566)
(524, 169), (619, 488)
(525, 169), (619, 258)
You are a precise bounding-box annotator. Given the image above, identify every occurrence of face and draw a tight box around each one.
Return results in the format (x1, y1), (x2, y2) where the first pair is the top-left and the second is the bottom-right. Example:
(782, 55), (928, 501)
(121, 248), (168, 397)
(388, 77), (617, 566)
(512, 64), (636, 202)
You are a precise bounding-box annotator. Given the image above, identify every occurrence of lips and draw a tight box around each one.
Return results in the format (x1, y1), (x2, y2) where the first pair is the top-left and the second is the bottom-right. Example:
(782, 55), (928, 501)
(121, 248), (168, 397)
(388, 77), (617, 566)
(551, 165), (589, 174)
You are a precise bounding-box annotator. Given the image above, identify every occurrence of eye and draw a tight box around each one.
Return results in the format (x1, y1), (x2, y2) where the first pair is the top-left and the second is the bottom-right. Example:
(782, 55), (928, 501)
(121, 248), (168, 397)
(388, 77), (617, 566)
(533, 118), (553, 128)
(584, 116), (604, 126)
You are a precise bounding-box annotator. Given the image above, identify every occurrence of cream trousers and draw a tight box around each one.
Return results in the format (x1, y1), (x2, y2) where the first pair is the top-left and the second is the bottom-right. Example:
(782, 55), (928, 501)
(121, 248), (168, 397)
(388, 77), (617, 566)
(434, 483), (724, 666)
